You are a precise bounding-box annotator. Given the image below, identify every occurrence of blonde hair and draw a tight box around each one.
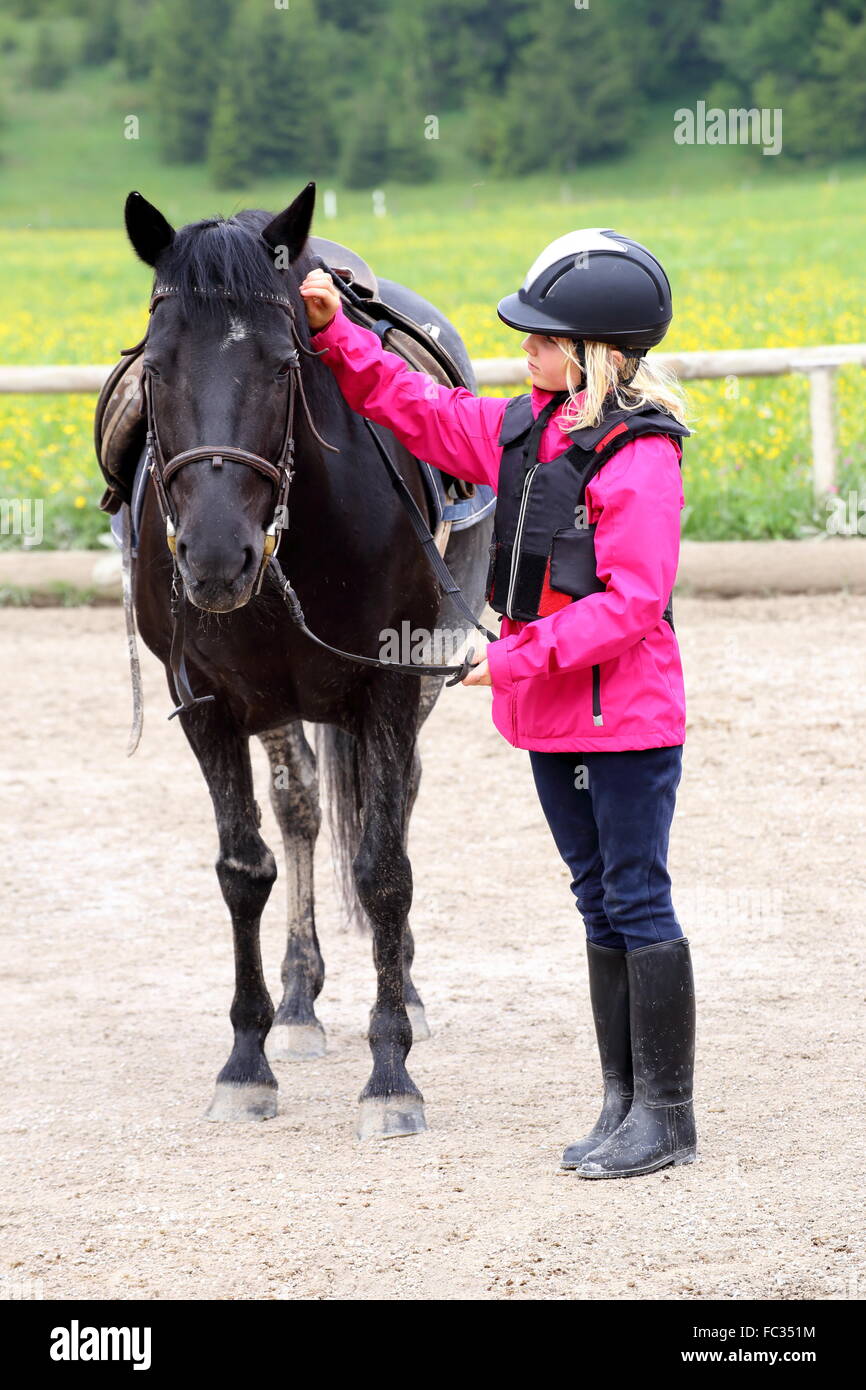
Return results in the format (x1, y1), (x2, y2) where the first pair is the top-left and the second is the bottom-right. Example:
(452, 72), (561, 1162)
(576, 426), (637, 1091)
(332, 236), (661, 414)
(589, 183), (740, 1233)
(553, 338), (689, 434)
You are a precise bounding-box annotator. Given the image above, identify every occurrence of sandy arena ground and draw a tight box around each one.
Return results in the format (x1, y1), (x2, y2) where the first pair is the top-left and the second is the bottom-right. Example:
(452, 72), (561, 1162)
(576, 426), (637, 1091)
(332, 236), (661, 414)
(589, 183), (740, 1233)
(0, 595), (864, 1301)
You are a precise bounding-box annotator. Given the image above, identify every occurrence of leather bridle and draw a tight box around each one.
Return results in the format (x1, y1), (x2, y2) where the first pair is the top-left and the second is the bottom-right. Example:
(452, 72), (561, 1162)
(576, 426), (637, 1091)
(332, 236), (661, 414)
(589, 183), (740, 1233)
(143, 283), (337, 601)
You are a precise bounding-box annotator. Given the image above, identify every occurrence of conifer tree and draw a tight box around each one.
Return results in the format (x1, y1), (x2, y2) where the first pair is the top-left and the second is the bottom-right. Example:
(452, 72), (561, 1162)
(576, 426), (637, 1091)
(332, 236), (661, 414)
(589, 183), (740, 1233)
(30, 21), (69, 90)
(251, 0), (333, 179)
(382, 5), (436, 185)
(499, 0), (640, 173)
(151, 0), (233, 163)
(81, 0), (120, 66)
(340, 84), (391, 190)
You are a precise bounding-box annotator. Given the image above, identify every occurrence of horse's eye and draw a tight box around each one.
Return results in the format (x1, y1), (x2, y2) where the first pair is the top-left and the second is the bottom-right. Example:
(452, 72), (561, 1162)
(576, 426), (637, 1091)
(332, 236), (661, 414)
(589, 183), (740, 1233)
(274, 360), (292, 379)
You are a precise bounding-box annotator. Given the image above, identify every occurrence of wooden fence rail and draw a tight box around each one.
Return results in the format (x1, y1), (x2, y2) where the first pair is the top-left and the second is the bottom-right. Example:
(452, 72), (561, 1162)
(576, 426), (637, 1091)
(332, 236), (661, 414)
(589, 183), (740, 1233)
(2, 343), (864, 498)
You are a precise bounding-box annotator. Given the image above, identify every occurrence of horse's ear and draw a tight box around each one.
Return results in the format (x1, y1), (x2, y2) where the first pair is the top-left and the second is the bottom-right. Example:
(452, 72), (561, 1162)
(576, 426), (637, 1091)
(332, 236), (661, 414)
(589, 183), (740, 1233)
(260, 182), (316, 266)
(125, 191), (175, 267)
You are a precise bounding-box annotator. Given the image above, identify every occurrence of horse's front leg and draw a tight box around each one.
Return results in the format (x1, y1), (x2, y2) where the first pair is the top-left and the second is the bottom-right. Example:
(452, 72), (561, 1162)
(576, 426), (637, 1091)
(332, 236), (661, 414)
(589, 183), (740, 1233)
(258, 722), (326, 1061)
(178, 699), (279, 1121)
(354, 681), (426, 1140)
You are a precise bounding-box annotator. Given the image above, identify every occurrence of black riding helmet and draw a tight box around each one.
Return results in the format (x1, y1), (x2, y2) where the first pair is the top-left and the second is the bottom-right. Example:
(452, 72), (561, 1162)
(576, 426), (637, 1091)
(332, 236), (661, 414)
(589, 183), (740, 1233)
(496, 228), (673, 355)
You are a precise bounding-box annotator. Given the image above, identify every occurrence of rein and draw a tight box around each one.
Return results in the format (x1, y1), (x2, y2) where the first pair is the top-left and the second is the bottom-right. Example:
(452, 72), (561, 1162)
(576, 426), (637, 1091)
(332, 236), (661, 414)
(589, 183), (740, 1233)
(141, 266), (496, 721)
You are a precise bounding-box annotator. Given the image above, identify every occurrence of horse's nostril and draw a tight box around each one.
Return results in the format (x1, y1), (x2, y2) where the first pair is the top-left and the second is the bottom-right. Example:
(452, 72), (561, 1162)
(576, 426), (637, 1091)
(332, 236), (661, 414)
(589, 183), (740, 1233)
(177, 542), (254, 588)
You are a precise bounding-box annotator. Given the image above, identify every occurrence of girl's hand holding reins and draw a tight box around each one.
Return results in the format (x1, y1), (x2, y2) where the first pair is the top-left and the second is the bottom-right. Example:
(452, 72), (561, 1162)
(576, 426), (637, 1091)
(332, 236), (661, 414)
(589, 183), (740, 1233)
(299, 269), (341, 332)
(461, 653), (491, 686)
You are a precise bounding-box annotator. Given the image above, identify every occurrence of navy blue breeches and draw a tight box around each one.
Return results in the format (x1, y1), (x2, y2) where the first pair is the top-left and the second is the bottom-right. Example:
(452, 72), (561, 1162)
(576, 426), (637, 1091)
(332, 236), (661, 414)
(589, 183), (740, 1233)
(527, 746), (685, 952)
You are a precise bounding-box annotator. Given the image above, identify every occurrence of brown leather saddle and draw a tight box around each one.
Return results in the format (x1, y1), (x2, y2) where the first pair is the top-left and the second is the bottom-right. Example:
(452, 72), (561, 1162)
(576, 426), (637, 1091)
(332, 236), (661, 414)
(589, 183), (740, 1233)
(94, 236), (475, 515)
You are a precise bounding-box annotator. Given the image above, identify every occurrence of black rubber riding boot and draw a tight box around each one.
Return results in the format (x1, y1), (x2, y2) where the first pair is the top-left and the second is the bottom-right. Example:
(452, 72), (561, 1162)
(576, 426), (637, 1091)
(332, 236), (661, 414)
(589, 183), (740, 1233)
(576, 936), (697, 1179)
(560, 941), (634, 1169)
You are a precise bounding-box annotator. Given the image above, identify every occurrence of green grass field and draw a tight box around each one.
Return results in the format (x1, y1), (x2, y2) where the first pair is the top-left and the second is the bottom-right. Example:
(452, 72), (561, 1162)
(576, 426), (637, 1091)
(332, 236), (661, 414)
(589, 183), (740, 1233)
(1, 54), (864, 547)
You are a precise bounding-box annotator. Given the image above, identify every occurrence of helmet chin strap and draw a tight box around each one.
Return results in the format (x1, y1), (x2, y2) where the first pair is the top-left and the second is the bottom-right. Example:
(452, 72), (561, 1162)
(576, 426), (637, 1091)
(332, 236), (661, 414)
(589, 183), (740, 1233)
(618, 352), (645, 386)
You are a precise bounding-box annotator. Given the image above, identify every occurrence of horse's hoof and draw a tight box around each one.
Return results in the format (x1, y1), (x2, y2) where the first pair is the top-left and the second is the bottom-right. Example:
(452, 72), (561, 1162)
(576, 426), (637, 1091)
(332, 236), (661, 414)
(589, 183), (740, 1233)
(267, 1023), (326, 1062)
(407, 1004), (431, 1042)
(204, 1082), (278, 1122)
(356, 1095), (427, 1140)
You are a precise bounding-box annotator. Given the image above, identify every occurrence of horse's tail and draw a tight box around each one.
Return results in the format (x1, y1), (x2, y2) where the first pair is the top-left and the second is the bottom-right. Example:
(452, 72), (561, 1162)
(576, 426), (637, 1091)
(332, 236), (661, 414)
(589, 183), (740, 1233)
(315, 723), (368, 933)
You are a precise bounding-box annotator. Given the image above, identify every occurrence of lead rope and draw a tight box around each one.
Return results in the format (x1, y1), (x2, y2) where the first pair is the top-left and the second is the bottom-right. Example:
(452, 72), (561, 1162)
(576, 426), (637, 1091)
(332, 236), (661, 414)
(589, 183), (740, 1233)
(268, 554), (488, 687)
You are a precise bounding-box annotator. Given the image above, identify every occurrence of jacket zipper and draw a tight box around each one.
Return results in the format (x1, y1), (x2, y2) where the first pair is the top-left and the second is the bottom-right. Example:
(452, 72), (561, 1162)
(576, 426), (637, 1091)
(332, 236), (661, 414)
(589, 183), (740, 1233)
(592, 663), (603, 726)
(505, 463), (539, 619)
(506, 459), (602, 727)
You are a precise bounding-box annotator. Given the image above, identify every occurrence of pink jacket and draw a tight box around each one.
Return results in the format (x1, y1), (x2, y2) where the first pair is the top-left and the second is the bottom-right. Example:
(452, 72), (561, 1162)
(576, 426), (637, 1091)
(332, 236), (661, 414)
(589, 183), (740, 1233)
(311, 301), (686, 753)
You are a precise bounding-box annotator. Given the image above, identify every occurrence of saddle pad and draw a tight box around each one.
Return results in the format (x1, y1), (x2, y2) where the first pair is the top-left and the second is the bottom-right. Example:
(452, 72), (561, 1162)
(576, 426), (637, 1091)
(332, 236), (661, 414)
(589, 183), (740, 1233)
(419, 463), (495, 532)
(109, 443), (150, 555)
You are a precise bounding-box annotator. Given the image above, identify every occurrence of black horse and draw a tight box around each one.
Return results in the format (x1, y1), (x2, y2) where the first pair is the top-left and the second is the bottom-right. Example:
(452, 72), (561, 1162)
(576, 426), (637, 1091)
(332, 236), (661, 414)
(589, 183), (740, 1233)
(122, 182), (493, 1138)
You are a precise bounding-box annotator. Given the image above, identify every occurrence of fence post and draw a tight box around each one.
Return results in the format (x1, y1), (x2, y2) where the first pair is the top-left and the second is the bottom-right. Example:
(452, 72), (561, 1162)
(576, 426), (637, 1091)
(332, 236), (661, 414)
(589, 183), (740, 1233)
(805, 365), (837, 499)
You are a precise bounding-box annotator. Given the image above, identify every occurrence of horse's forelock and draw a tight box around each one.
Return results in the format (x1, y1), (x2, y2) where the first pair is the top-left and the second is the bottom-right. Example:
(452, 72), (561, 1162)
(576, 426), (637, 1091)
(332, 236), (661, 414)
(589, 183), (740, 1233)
(159, 211), (289, 319)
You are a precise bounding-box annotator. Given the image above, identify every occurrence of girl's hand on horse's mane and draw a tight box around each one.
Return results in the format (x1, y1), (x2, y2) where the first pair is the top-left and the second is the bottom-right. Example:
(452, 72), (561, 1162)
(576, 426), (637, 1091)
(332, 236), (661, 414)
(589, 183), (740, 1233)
(299, 269), (340, 332)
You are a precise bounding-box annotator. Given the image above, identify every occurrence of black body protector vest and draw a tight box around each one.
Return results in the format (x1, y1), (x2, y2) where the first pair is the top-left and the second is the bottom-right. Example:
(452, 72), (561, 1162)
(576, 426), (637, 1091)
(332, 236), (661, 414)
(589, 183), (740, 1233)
(489, 391), (692, 728)
(485, 391), (690, 629)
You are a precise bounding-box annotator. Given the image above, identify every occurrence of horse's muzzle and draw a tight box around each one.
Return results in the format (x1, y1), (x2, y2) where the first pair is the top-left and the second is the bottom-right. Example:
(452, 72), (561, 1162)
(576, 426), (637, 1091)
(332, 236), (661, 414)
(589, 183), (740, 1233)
(176, 535), (261, 612)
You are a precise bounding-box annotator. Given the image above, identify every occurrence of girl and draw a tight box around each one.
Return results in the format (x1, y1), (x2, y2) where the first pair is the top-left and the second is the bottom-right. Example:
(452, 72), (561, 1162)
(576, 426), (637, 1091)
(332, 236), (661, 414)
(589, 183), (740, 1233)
(300, 228), (697, 1180)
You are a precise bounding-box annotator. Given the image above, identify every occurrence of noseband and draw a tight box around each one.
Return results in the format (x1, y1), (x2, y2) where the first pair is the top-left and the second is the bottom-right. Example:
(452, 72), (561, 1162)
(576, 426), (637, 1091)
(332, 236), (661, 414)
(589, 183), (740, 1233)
(143, 282), (337, 597)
